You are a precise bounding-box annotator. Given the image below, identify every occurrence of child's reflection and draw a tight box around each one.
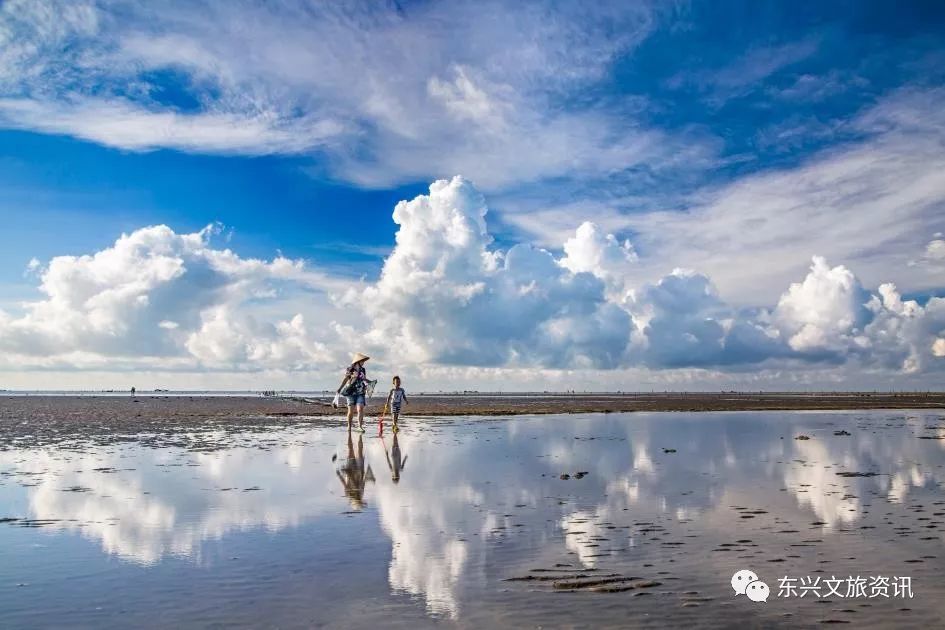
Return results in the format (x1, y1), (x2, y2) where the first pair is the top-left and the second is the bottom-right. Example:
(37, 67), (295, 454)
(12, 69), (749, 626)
(382, 432), (407, 484)
(336, 428), (375, 509)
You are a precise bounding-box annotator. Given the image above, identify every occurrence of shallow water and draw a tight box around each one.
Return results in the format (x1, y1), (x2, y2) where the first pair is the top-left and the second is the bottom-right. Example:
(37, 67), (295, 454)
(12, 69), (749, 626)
(1, 410), (944, 628)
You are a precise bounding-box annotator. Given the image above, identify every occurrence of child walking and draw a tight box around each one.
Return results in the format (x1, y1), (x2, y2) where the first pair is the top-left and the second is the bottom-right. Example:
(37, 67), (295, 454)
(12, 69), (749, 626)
(386, 375), (408, 433)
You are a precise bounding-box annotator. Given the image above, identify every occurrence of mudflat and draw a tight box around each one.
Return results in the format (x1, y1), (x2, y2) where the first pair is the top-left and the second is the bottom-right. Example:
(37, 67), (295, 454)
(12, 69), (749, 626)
(1, 392), (944, 449)
(3, 409), (945, 628)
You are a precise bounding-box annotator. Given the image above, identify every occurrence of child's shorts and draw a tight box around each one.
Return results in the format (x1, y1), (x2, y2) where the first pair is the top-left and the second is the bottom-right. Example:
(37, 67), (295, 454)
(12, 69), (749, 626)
(391, 403), (402, 415)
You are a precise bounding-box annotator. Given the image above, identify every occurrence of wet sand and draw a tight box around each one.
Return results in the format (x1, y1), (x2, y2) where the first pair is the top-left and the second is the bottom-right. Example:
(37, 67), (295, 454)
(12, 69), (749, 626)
(2, 392), (944, 449)
(2, 409), (945, 628)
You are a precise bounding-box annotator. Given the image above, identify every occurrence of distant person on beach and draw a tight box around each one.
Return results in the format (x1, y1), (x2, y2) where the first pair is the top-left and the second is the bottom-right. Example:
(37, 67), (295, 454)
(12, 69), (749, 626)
(131, 386), (135, 397)
(337, 353), (372, 432)
(336, 430), (374, 509)
(382, 431), (407, 484)
(386, 375), (408, 433)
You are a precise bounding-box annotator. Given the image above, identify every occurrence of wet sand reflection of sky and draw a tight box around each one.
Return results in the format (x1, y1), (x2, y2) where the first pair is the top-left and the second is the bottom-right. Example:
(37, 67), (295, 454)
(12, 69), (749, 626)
(1, 411), (944, 627)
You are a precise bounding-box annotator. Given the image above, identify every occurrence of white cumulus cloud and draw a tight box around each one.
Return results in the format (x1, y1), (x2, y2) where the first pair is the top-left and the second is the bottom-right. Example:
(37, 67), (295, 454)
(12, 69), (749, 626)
(0, 224), (343, 370)
(561, 221), (638, 298)
(349, 178), (944, 376)
(358, 176), (632, 369)
(773, 256), (871, 354)
(925, 238), (945, 262)
(2, 177), (943, 386)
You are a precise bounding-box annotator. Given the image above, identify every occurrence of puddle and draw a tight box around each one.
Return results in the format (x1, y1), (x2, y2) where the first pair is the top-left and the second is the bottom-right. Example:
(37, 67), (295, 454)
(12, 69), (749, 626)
(1, 410), (944, 627)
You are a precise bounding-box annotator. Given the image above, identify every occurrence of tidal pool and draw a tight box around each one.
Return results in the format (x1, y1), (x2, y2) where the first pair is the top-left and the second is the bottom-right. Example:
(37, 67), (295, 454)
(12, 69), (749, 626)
(1, 411), (944, 628)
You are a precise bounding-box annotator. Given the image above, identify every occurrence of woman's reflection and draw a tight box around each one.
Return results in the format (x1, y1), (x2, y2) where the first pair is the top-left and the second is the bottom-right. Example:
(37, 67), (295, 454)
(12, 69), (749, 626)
(336, 429), (375, 509)
(382, 432), (408, 484)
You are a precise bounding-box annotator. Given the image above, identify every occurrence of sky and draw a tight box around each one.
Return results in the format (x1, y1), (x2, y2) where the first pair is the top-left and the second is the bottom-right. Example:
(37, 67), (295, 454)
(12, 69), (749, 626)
(0, 0), (944, 391)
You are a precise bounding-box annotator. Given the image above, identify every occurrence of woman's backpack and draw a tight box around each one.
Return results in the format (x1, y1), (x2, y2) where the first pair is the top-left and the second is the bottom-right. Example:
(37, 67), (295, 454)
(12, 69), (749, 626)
(341, 364), (364, 396)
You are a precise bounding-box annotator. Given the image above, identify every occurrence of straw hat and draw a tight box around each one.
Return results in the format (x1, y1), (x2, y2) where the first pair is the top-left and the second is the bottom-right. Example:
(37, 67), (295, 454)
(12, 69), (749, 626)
(351, 352), (370, 364)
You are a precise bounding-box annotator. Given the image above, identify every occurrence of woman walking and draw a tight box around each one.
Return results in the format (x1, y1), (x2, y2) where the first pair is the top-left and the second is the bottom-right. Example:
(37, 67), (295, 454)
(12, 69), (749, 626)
(337, 352), (373, 432)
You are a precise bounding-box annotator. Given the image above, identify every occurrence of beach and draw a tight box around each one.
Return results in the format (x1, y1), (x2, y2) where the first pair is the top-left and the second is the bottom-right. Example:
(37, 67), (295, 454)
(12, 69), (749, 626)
(2, 392), (944, 450)
(2, 407), (944, 628)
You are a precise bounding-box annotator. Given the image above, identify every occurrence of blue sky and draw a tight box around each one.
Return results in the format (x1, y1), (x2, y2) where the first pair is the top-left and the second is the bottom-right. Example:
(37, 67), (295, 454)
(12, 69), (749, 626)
(0, 130), (424, 284)
(1, 0), (944, 389)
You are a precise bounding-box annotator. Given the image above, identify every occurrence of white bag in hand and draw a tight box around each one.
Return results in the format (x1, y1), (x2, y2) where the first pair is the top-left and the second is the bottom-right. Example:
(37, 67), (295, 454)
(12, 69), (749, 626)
(332, 393), (342, 408)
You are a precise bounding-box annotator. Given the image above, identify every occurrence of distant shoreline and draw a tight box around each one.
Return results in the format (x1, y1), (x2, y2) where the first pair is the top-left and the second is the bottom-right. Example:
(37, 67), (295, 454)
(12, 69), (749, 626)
(2, 390), (944, 397)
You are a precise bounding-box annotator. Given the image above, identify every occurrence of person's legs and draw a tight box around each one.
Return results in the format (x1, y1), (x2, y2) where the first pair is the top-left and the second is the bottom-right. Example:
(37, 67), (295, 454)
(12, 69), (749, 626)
(346, 396), (355, 429)
(356, 402), (365, 429)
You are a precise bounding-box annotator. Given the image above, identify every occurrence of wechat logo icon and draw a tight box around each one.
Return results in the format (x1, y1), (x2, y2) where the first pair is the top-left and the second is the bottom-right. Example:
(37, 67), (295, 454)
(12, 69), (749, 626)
(732, 569), (769, 603)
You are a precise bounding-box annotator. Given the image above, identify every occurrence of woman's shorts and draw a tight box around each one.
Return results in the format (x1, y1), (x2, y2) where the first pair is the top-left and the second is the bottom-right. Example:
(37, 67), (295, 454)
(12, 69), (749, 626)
(346, 394), (366, 407)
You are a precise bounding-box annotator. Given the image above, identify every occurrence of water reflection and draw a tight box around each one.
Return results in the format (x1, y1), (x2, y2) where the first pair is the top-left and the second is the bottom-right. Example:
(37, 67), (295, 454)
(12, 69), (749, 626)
(382, 433), (407, 484)
(336, 431), (375, 509)
(2, 411), (945, 626)
(0, 434), (342, 564)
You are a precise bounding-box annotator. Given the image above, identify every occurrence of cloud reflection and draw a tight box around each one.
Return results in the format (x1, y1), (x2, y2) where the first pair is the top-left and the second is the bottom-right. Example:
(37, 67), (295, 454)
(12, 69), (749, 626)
(0, 433), (342, 564)
(2, 412), (944, 619)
